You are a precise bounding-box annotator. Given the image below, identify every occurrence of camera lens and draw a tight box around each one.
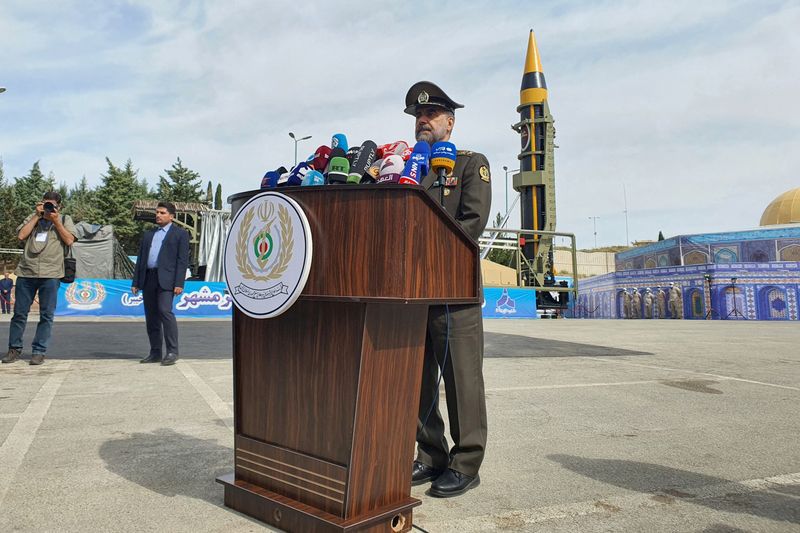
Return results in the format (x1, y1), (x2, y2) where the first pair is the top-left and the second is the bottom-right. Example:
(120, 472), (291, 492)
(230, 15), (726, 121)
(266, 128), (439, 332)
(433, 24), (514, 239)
(44, 203), (55, 212)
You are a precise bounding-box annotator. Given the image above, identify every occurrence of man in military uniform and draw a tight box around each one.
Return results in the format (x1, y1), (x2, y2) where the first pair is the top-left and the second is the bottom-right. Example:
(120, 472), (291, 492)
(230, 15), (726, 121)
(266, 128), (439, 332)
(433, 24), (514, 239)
(405, 81), (491, 498)
(656, 288), (667, 318)
(643, 288), (654, 319)
(669, 282), (683, 319)
(631, 288), (642, 319)
(622, 289), (632, 319)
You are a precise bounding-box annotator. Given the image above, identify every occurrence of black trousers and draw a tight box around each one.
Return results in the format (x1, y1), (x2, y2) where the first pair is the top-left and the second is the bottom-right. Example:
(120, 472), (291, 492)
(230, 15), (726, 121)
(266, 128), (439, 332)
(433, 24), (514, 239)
(416, 303), (487, 477)
(143, 269), (179, 356)
(0, 291), (10, 313)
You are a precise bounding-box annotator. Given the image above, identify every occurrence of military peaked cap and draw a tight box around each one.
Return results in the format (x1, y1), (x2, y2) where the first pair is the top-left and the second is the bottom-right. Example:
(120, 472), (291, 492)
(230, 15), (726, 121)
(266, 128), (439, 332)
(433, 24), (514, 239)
(404, 81), (464, 115)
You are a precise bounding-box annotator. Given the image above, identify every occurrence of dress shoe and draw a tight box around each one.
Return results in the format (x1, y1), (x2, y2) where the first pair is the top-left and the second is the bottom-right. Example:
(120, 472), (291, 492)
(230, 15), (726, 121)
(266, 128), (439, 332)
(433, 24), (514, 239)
(140, 354), (162, 364)
(428, 468), (480, 498)
(30, 353), (45, 365)
(161, 353), (179, 366)
(411, 461), (444, 486)
(2, 348), (22, 363)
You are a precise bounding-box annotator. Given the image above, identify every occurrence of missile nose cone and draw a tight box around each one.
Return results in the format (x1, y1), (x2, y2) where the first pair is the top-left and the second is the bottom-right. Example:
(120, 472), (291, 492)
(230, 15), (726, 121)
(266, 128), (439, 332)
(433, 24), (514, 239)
(520, 30), (548, 105)
(524, 29), (544, 74)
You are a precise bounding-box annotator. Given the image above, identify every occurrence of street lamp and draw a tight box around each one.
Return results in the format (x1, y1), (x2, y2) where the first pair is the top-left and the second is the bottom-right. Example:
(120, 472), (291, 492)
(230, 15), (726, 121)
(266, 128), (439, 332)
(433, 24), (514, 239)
(502, 166), (519, 216)
(588, 216), (600, 248)
(288, 132), (312, 167)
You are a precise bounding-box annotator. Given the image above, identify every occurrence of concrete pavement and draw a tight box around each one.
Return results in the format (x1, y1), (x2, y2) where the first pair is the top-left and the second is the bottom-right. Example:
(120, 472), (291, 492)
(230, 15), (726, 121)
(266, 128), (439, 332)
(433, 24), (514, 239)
(0, 317), (798, 532)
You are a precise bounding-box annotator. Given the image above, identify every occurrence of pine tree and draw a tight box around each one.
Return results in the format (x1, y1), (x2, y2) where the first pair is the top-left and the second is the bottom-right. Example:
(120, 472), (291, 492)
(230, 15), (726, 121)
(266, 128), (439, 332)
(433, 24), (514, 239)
(658, 230), (665, 241)
(65, 176), (103, 223)
(214, 183), (223, 210)
(95, 158), (150, 253)
(157, 157), (202, 203)
(13, 161), (56, 211)
(0, 161), (27, 256)
(206, 181), (213, 206)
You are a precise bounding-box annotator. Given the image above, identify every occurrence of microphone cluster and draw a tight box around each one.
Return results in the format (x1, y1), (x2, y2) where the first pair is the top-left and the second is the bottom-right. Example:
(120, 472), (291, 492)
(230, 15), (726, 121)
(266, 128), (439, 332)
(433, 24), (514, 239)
(260, 134), (458, 189)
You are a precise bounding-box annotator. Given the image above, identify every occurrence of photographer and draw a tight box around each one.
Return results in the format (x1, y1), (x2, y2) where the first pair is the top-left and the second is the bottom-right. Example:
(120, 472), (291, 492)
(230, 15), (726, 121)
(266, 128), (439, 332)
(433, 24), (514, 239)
(2, 192), (77, 365)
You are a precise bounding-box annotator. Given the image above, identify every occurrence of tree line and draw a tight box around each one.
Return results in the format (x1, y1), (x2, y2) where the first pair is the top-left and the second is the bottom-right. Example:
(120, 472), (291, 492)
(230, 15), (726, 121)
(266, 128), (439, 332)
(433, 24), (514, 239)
(0, 157), (223, 256)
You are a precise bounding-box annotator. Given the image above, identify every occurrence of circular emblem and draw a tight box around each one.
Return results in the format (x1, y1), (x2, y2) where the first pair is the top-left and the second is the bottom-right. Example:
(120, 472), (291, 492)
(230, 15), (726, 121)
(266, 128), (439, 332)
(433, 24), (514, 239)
(520, 123), (530, 151)
(417, 91), (429, 104)
(224, 192), (313, 319)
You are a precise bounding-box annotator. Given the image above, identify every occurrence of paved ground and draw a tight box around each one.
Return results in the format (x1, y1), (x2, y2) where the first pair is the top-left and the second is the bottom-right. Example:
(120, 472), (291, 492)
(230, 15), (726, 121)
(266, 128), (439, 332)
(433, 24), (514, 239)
(0, 316), (798, 532)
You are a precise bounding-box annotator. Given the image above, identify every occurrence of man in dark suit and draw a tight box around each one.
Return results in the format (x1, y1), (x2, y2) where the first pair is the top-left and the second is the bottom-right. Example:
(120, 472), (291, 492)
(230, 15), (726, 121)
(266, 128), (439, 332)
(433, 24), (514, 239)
(131, 201), (190, 366)
(404, 81), (491, 498)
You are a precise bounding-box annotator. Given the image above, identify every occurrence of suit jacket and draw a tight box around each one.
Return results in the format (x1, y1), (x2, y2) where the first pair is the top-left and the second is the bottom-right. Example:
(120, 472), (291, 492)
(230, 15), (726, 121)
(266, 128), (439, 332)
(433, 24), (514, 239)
(420, 149), (492, 242)
(133, 224), (190, 291)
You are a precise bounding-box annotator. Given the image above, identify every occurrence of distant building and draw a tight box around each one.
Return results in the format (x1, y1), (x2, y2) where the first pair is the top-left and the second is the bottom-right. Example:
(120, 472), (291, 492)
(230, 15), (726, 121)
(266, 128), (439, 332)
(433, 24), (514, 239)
(576, 188), (800, 320)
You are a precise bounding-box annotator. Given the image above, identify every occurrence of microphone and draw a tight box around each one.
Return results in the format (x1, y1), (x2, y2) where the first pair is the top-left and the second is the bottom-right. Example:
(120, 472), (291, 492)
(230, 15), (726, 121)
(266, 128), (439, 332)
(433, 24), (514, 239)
(379, 140), (410, 159)
(376, 154), (404, 183)
(347, 140), (377, 184)
(326, 154), (350, 184)
(278, 162), (311, 187)
(331, 133), (348, 152)
(400, 146), (413, 161)
(311, 145), (332, 173)
(345, 146), (360, 166)
(398, 141), (431, 185)
(367, 158), (383, 181)
(301, 170), (326, 186)
(430, 141), (457, 205)
(261, 167), (287, 189)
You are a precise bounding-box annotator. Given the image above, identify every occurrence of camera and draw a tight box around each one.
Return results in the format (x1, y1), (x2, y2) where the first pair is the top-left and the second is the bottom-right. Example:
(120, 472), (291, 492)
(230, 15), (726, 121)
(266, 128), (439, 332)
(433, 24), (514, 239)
(43, 202), (56, 214)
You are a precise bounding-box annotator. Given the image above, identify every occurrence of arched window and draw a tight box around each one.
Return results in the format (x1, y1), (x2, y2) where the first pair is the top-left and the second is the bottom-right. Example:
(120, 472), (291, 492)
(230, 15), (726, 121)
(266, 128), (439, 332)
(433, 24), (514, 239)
(749, 250), (768, 262)
(645, 258), (657, 269)
(779, 244), (800, 261)
(714, 248), (738, 264)
(689, 289), (704, 319)
(758, 286), (788, 320)
(683, 251), (708, 265)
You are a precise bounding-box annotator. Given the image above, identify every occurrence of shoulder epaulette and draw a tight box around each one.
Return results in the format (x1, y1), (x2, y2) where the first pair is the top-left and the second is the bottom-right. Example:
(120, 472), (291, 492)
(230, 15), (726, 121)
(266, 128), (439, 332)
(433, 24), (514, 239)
(457, 150), (474, 156)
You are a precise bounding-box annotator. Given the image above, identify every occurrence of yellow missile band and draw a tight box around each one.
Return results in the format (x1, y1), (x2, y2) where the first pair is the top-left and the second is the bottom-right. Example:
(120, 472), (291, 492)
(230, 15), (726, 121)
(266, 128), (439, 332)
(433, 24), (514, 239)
(521, 88), (547, 104)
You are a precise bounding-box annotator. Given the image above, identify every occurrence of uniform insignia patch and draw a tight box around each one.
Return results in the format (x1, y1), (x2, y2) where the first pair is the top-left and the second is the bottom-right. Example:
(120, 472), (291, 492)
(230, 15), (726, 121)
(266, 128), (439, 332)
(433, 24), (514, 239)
(479, 165), (490, 182)
(445, 176), (459, 187)
(418, 91), (429, 104)
(444, 188), (451, 196)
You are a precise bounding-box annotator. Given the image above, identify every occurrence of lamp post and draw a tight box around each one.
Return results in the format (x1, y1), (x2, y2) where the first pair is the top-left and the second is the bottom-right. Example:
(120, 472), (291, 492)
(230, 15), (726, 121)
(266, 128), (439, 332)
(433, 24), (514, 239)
(588, 216), (600, 248)
(502, 166), (519, 217)
(288, 132), (312, 167)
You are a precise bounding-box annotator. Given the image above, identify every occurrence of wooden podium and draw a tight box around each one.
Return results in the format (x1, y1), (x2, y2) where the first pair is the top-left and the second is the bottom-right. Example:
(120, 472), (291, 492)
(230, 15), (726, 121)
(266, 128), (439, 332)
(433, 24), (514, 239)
(218, 185), (480, 532)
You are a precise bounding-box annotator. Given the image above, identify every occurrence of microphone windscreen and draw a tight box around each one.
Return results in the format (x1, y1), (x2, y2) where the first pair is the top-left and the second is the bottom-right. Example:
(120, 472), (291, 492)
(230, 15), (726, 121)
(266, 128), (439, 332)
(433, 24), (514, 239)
(377, 155), (404, 183)
(280, 162), (311, 187)
(311, 145), (332, 173)
(400, 146), (413, 161)
(327, 156), (350, 184)
(345, 146), (359, 166)
(367, 158), (383, 181)
(431, 142), (457, 173)
(301, 170), (326, 186)
(329, 147), (346, 159)
(331, 133), (348, 152)
(260, 172), (271, 189)
(275, 166), (288, 175)
(347, 140), (377, 183)
(399, 142), (431, 184)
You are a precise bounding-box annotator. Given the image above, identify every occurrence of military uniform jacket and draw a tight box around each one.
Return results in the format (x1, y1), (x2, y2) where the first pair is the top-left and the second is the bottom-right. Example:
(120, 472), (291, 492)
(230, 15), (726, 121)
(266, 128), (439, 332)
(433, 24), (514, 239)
(419, 150), (492, 242)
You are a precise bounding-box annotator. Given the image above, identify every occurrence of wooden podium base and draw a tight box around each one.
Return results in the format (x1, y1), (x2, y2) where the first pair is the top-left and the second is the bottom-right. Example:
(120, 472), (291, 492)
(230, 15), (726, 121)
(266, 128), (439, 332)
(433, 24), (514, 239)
(217, 474), (420, 532)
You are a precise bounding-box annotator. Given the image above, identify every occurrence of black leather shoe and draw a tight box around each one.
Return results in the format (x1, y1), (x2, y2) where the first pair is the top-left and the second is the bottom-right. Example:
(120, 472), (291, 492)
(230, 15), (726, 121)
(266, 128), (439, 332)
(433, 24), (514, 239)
(161, 353), (179, 366)
(428, 468), (480, 498)
(2, 348), (22, 363)
(140, 354), (161, 364)
(411, 461), (443, 486)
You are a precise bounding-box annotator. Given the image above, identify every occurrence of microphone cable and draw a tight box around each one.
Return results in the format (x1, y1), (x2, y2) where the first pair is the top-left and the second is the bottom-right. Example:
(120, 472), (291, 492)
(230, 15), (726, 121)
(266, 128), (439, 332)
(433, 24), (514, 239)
(420, 304), (450, 429)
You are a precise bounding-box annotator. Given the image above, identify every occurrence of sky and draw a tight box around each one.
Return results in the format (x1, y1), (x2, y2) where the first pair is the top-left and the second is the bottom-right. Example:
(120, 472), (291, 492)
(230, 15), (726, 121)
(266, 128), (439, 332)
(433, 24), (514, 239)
(1, 0), (798, 250)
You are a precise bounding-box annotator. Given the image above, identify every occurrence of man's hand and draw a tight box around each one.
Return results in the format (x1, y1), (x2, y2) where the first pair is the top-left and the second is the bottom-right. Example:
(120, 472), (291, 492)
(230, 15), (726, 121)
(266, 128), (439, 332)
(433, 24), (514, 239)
(174, 287), (183, 295)
(131, 287), (139, 295)
(44, 208), (60, 224)
(35, 202), (44, 217)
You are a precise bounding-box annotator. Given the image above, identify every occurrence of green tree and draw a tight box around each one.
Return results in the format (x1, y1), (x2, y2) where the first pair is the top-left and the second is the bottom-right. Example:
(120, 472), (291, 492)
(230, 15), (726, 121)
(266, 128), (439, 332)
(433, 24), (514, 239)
(13, 161), (56, 211)
(486, 212), (516, 267)
(658, 230), (665, 241)
(206, 180), (213, 206)
(0, 161), (28, 258)
(157, 157), (202, 203)
(95, 158), (150, 253)
(214, 183), (223, 210)
(65, 176), (103, 223)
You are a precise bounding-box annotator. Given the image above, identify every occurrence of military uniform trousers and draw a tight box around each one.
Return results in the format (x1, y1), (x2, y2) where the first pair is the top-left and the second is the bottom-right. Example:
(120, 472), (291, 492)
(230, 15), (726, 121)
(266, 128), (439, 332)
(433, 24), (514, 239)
(416, 302), (487, 477)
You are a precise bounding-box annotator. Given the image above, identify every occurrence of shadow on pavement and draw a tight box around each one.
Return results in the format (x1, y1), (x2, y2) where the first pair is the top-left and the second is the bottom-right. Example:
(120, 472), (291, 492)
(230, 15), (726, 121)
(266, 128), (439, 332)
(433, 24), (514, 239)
(99, 428), (232, 505)
(548, 454), (799, 525)
(0, 322), (232, 360)
(485, 333), (651, 358)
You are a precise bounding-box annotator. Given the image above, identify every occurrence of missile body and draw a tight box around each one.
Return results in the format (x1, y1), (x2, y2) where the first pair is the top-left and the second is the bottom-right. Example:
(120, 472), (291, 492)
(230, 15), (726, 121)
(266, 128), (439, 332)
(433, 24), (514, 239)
(512, 30), (556, 285)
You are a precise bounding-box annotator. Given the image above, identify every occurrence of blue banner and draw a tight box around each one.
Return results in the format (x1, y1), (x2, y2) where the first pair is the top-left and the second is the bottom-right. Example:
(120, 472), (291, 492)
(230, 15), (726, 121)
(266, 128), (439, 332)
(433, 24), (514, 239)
(56, 280), (539, 319)
(482, 287), (538, 319)
(56, 280), (233, 318)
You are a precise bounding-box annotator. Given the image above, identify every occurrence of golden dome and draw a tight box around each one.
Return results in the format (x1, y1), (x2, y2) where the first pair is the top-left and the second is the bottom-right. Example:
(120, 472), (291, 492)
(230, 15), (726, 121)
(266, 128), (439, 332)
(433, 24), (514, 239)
(760, 187), (800, 226)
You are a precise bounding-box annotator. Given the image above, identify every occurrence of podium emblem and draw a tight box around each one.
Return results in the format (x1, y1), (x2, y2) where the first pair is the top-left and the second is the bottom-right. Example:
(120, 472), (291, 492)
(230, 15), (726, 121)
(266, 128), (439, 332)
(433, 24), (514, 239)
(225, 192), (313, 318)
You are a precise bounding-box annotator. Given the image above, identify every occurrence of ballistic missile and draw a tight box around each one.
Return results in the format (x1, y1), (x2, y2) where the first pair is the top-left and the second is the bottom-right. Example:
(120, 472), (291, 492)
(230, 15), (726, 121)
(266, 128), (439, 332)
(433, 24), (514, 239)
(512, 29), (556, 285)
